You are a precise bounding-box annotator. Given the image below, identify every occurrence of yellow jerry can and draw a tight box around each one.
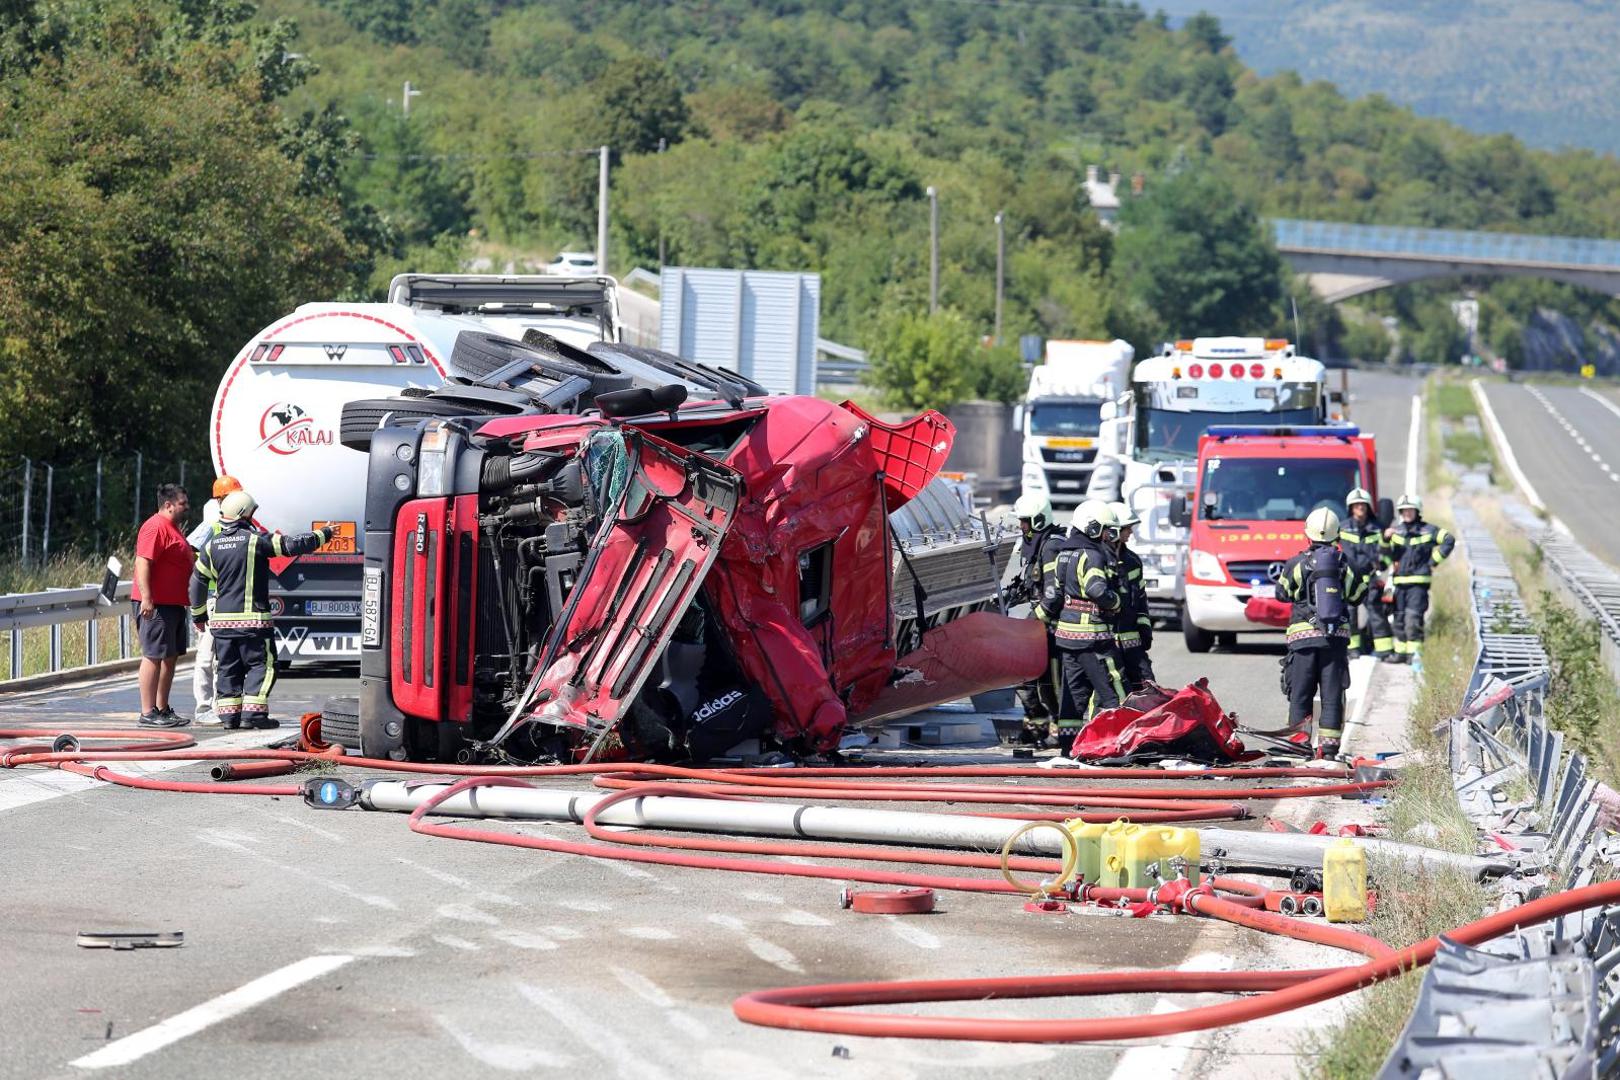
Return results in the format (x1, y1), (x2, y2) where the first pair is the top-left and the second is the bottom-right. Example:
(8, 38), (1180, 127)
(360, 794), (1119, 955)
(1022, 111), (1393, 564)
(1323, 838), (1368, 923)
(1062, 819), (1113, 885)
(1095, 820), (1141, 888)
(1107, 826), (1202, 889)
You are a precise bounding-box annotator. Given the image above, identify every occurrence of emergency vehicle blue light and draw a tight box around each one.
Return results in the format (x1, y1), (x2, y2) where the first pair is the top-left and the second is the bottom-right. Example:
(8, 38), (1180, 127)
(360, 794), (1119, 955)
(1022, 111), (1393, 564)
(1205, 425), (1359, 439)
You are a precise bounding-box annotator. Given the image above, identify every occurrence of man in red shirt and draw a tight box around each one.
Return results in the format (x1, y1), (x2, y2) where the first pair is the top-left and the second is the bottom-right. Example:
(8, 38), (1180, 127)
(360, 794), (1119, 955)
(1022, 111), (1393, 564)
(133, 483), (195, 727)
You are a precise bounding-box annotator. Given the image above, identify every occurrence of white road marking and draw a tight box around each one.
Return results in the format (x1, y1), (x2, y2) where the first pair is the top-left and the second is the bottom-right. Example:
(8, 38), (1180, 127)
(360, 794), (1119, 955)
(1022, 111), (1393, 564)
(1580, 385), (1620, 422)
(707, 913), (804, 973)
(610, 968), (711, 1040)
(1528, 384), (1618, 481)
(437, 1014), (573, 1071)
(196, 830), (398, 910)
(0, 729), (283, 814)
(434, 934), (482, 951)
(1104, 952), (1236, 1080)
(437, 903), (501, 925)
(1472, 380), (1545, 510)
(390, 855), (520, 906)
(778, 908), (832, 927)
(517, 983), (674, 1080)
(490, 929), (558, 951)
(884, 916), (941, 949)
(70, 954), (353, 1070)
(1405, 392), (1422, 495)
(274, 814), (346, 843)
(621, 926), (677, 941)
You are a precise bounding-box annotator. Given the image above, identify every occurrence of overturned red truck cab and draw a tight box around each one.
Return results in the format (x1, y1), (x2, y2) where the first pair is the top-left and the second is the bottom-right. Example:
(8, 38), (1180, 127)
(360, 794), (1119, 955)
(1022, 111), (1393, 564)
(325, 333), (1038, 763)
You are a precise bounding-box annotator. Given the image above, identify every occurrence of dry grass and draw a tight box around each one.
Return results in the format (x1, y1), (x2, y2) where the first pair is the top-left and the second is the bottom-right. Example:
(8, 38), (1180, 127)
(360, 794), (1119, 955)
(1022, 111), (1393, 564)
(0, 551), (139, 680)
(1306, 402), (1491, 1077)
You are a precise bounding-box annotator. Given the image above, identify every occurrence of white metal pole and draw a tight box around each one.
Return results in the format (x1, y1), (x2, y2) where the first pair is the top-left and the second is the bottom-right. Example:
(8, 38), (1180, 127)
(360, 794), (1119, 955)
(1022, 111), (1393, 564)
(927, 185), (939, 314)
(596, 145), (610, 275)
(994, 211), (1005, 345)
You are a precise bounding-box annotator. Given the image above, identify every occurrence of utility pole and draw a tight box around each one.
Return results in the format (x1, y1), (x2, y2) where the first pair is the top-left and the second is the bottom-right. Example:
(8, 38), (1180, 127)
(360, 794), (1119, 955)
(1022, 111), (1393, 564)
(994, 211), (1006, 345)
(402, 81), (422, 118)
(596, 145), (610, 276)
(927, 185), (939, 314)
(657, 138), (667, 269)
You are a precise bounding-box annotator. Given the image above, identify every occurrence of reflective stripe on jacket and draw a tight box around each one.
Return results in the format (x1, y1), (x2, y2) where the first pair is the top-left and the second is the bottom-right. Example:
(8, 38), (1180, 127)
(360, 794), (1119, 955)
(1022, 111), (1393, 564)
(1387, 520), (1454, 585)
(1112, 544), (1151, 649)
(190, 520), (326, 633)
(1042, 536), (1119, 646)
(1274, 544), (1369, 646)
(1337, 519), (1387, 578)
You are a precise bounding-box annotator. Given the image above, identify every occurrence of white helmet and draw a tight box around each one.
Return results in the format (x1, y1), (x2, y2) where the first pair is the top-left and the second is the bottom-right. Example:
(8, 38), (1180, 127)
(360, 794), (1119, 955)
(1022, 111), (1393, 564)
(1304, 506), (1341, 543)
(1071, 499), (1117, 538)
(1345, 487), (1373, 511)
(1012, 492), (1053, 532)
(1396, 493), (1422, 514)
(1108, 500), (1140, 528)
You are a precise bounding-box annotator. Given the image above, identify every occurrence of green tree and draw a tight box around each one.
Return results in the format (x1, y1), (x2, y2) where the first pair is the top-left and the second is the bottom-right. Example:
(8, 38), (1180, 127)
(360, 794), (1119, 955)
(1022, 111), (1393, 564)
(1113, 168), (1284, 340)
(867, 308), (981, 412)
(589, 54), (694, 157)
(0, 1), (357, 460)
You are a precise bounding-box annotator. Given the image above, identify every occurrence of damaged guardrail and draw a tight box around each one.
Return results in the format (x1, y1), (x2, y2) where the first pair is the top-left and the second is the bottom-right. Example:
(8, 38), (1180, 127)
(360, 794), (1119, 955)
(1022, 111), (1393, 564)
(0, 579), (134, 681)
(1379, 503), (1620, 1077)
(1503, 499), (1620, 685)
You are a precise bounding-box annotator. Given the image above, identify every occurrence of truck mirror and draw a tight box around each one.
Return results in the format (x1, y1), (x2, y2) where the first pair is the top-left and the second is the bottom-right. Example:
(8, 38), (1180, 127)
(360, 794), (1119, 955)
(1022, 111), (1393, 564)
(1099, 400), (1116, 422)
(1169, 494), (1191, 528)
(1011, 405), (1024, 431)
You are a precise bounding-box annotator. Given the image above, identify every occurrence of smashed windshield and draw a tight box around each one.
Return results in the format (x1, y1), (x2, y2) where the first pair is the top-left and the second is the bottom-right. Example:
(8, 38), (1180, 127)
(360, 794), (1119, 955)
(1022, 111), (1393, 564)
(1198, 456), (1362, 522)
(1140, 406), (1319, 461)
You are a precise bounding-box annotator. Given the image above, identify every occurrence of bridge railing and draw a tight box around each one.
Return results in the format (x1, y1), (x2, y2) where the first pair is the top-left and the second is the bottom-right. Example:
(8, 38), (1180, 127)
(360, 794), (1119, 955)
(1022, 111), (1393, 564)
(0, 580), (138, 681)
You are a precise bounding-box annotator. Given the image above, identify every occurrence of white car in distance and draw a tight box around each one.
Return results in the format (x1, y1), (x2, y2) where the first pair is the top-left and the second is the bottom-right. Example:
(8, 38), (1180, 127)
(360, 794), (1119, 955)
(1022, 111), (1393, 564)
(544, 251), (599, 275)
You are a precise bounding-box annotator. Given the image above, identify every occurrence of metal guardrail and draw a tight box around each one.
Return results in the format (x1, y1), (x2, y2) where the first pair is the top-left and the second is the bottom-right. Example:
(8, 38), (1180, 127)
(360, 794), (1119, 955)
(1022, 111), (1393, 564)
(1503, 500), (1620, 680)
(0, 580), (135, 680)
(1380, 505), (1620, 1077)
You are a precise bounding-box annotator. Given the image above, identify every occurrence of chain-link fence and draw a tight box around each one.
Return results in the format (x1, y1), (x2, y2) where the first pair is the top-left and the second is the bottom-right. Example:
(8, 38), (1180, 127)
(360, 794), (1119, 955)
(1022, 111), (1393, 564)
(0, 454), (215, 567)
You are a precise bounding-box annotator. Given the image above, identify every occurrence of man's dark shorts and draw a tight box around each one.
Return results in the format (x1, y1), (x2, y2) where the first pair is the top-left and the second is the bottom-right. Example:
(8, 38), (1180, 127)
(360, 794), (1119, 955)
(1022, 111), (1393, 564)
(133, 603), (186, 660)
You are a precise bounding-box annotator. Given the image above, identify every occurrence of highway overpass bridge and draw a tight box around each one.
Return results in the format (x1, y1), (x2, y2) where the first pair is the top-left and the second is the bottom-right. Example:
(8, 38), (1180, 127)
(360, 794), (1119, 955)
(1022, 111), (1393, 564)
(1274, 218), (1620, 302)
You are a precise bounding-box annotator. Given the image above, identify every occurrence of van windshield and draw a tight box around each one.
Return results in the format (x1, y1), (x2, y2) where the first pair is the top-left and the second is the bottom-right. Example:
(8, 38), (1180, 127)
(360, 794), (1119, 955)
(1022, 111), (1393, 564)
(1199, 457), (1362, 522)
(1029, 401), (1102, 436)
(1141, 406), (1318, 461)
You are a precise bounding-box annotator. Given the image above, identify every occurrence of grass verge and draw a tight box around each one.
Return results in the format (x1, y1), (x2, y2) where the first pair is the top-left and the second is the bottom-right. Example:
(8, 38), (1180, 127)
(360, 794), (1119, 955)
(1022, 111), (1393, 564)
(1306, 452), (1490, 1077)
(1, 550), (138, 680)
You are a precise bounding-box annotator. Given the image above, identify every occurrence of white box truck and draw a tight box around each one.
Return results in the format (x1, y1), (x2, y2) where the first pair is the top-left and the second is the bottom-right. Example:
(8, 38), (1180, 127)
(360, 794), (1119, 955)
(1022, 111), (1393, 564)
(1085, 337), (1336, 624)
(1016, 338), (1134, 512)
(209, 275), (622, 666)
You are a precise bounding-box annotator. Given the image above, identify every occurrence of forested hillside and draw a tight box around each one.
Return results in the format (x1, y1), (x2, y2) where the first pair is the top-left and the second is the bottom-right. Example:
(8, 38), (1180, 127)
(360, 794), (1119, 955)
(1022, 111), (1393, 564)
(4, 0), (1620, 463)
(1187, 0), (1620, 155)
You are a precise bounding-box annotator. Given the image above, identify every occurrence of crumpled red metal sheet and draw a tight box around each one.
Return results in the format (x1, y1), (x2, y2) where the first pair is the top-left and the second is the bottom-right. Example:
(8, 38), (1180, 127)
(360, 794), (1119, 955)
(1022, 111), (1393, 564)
(848, 612), (1047, 728)
(1068, 678), (1246, 763)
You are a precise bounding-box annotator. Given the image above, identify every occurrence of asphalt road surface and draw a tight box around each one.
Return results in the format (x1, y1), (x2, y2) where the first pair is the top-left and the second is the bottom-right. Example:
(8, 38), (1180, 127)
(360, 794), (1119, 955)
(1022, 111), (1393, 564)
(1479, 380), (1620, 569)
(0, 370), (1418, 1079)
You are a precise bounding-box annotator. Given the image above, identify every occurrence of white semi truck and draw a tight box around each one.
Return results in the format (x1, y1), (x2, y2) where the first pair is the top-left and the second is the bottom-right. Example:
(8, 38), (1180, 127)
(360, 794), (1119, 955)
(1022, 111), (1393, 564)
(209, 275), (622, 665)
(1016, 338), (1134, 512)
(1085, 337), (1335, 624)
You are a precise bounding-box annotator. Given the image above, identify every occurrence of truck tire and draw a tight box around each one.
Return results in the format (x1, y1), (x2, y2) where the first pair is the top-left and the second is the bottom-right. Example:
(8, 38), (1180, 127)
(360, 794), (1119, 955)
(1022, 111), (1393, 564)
(1181, 606), (1214, 653)
(319, 695), (362, 750)
(339, 397), (482, 452)
(453, 330), (615, 383)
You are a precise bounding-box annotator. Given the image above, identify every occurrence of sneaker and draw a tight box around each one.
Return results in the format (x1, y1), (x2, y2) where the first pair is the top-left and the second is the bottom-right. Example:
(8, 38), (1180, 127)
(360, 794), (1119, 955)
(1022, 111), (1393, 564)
(1347, 649), (1362, 660)
(194, 710), (222, 727)
(244, 717), (280, 730)
(158, 706), (191, 728)
(1381, 653), (1405, 664)
(138, 711), (183, 728)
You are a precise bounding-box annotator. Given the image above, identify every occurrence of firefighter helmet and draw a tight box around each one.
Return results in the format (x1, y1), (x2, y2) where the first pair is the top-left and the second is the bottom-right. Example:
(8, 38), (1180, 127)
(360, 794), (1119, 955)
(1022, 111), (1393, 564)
(1304, 506), (1341, 543)
(1012, 492), (1053, 532)
(1108, 500), (1140, 528)
(1396, 493), (1423, 514)
(1072, 499), (1117, 538)
(1344, 487), (1373, 511)
(219, 490), (258, 522)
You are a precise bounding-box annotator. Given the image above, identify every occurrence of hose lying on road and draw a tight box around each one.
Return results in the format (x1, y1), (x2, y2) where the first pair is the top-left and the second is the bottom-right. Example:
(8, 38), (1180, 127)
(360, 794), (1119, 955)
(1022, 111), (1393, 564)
(3, 725), (1545, 1047)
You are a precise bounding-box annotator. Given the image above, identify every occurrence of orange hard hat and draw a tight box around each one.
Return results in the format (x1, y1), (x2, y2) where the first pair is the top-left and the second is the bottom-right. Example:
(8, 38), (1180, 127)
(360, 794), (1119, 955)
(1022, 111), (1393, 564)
(212, 475), (242, 499)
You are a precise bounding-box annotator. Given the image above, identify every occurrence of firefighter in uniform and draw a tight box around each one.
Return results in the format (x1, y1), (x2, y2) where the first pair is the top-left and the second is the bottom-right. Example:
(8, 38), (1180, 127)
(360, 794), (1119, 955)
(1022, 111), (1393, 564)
(1041, 500), (1124, 733)
(1339, 487), (1392, 659)
(189, 492), (333, 729)
(1383, 493), (1454, 665)
(1107, 500), (1155, 694)
(1008, 492), (1065, 740)
(1275, 506), (1368, 758)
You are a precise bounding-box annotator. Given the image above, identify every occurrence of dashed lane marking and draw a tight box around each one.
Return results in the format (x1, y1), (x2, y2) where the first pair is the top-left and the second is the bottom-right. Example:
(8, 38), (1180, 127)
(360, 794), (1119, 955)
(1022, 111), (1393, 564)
(70, 955), (354, 1070)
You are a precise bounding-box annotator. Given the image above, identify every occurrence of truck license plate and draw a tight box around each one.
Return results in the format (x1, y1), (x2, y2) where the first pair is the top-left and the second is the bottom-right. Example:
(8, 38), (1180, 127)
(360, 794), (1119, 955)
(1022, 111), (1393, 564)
(1055, 480), (1082, 490)
(313, 520), (357, 554)
(361, 567), (382, 648)
(306, 599), (361, 616)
